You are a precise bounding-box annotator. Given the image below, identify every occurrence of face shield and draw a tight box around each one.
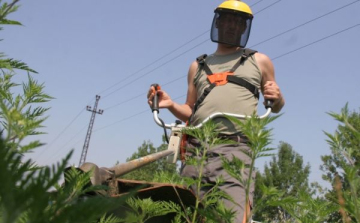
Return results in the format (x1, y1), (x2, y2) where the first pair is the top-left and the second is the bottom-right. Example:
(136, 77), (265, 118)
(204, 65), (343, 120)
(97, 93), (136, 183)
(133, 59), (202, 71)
(211, 10), (253, 48)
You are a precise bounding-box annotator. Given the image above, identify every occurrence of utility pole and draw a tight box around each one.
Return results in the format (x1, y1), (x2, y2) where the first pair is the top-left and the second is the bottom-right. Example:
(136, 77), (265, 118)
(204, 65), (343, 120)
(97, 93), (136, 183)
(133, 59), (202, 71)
(79, 95), (103, 167)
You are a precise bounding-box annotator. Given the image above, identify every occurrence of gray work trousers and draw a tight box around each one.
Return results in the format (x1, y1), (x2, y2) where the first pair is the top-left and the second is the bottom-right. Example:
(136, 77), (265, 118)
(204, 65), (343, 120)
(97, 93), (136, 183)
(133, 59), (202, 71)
(180, 136), (255, 223)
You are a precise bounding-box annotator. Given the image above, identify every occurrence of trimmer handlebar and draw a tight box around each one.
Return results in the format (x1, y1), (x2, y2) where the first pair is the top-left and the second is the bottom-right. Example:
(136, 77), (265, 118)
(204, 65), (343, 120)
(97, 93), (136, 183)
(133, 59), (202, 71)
(151, 84), (273, 129)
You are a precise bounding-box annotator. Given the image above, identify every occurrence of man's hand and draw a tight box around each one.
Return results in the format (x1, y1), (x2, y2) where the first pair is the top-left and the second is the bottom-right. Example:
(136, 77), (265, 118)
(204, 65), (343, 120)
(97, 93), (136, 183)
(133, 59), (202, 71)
(263, 81), (284, 112)
(147, 86), (174, 109)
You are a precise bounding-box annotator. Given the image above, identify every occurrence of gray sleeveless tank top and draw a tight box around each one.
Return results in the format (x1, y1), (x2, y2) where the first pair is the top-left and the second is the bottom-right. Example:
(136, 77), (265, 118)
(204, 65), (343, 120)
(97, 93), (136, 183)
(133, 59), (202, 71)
(191, 49), (262, 135)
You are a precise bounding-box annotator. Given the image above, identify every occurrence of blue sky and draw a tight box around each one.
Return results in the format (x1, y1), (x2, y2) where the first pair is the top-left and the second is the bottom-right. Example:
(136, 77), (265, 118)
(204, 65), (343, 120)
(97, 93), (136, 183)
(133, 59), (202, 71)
(2, 0), (360, 186)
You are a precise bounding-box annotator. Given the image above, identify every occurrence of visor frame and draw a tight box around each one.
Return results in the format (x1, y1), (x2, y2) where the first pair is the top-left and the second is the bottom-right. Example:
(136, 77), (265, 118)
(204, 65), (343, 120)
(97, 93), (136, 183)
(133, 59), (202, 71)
(210, 9), (253, 48)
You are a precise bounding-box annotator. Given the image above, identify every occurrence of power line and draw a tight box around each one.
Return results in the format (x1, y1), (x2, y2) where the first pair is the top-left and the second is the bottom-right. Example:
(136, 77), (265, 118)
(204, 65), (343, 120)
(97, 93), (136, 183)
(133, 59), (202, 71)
(39, 0), (284, 164)
(35, 106), (86, 160)
(96, 0), (353, 114)
(251, 0), (267, 8)
(101, 38), (209, 99)
(253, 0), (282, 14)
(97, 30), (209, 97)
(250, 0), (360, 48)
(43, 0), (285, 152)
(34, 93), (96, 160)
(58, 124), (87, 151)
(103, 75), (187, 111)
(56, 22), (359, 165)
(99, 0), (284, 100)
(42, 1), (357, 162)
(271, 23), (359, 61)
(94, 94), (186, 132)
(101, 1), (357, 112)
(92, 23), (360, 132)
(95, 0), (269, 98)
(45, 124), (88, 165)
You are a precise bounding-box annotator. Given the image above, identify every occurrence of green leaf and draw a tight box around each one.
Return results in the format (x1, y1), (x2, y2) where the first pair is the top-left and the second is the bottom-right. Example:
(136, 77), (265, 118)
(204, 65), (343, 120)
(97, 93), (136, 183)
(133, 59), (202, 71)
(0, 18), (21, 25)
(0, 59), (38, 73)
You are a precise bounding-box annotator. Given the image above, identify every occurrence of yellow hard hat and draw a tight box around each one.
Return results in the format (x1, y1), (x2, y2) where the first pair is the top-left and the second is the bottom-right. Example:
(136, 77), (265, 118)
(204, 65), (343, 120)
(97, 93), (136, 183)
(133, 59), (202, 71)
(216, 0), (253, 17)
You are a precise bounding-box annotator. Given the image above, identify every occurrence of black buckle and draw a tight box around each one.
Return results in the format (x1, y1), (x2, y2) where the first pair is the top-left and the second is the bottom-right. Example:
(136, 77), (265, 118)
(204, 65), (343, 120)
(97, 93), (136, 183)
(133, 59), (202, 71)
(254, 88), (259, 98)
(196, 54), (207, 64)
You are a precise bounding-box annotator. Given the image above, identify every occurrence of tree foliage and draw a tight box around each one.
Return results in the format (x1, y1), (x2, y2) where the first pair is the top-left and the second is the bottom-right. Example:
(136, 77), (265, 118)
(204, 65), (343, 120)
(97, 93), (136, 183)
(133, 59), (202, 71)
(121, 140), (179, 182)
(254, 141), (312, 222)
(0, 2), (127, 222)
(320, 104), (360, 222)
(254, 105), (360, 223)
(0, 139), (128, 223)
(321, 106), (360, 184)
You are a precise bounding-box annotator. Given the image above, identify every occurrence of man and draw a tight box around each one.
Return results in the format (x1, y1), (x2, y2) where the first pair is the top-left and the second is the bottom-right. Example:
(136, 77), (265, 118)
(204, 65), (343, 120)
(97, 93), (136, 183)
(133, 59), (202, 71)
(147, 0), (284, 222)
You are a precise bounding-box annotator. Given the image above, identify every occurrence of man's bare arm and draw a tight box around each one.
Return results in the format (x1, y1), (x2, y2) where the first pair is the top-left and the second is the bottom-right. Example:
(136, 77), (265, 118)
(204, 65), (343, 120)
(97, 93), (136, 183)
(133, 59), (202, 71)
(255, 53), (285, 113)
(147, 61), (198, 122)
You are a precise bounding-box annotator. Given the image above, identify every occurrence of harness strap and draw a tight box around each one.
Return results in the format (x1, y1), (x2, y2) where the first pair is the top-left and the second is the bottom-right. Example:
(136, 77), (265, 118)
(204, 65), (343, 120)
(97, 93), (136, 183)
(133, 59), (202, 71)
(227, 75), (259, 98)
(196, 54), (212, 75)
(229, 48), (257, 72)
(193, 49), (258, 114)
(193, 83), (216, 115)
(181, 49), (257, 160)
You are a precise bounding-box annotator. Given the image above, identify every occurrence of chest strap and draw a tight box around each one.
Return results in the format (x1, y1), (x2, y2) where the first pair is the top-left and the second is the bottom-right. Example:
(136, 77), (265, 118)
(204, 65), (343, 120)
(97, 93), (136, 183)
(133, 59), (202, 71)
(193, 49), (258, 114)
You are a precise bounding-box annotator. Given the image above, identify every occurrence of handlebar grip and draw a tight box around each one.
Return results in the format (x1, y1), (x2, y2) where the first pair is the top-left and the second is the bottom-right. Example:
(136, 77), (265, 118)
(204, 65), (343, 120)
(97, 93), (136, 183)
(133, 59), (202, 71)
(151, 83), (161, 112)
(265, 99), (274, 110)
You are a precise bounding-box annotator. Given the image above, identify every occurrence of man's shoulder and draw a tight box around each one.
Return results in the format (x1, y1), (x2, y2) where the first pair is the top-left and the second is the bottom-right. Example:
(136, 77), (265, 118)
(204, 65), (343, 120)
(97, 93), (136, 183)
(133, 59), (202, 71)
(253, 51), (272, 66)
(253, 51), (270, 61)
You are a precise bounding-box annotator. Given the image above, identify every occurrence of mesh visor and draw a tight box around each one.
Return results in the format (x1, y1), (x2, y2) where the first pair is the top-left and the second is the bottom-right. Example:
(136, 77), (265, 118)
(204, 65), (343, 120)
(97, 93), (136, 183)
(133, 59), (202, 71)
(211, 10), (253, 48)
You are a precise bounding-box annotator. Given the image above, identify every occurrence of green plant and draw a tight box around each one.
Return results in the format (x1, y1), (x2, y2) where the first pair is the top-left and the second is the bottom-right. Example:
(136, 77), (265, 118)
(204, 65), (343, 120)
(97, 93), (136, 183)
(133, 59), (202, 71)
(181, 121), (237, 223)
(151, 170), (184, 184)
(117, 197), (181, 223)
(258, 104), (360, 223)
(0, 73), (52, 152)
(0, 2), (128, 222)
(1, 0), (51, 154)
(0, 0), (21, 28)
(223, 114), (279, 222)
(0, 135), (130, 223)
(324, 104), (360, 222)
(175, 114), (279, 223)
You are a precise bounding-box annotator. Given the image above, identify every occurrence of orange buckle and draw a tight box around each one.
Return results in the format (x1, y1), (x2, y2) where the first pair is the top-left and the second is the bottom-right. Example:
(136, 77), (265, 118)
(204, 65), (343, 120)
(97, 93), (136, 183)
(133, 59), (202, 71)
(207, 72), (234, 86)
(180, 134), (187, 161)
(180, 121), (189, 161)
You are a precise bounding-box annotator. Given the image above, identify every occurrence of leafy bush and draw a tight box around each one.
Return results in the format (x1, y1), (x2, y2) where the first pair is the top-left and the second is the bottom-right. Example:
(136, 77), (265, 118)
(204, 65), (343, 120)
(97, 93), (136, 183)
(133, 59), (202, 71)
(0, 2), (127, 222)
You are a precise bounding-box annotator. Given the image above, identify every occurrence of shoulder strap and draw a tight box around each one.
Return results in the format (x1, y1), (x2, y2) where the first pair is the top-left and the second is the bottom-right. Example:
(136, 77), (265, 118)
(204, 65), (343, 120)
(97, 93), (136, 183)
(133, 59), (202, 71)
(196, 54), (207, 63)
(196, 54), (213, 75)
(244, 48), (257, 56)
(229, 48), (257, 72)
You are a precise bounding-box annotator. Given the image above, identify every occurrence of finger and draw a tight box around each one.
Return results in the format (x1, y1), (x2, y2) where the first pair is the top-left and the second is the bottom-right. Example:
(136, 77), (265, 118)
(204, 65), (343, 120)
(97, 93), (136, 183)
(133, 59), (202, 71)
(147, 87), (155, 98)
(264, 81), (276, 88)
(264, 85), (279, 94)
(151, 86), (156, 94)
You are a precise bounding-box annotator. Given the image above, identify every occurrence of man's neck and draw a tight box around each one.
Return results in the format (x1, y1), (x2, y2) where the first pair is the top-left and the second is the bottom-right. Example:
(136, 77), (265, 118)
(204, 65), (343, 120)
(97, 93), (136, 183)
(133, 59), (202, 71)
(215, 44), (242, 55)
